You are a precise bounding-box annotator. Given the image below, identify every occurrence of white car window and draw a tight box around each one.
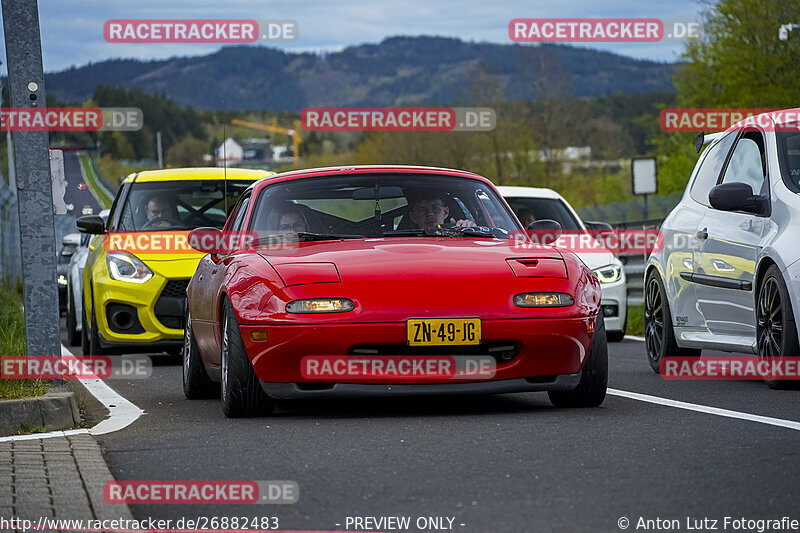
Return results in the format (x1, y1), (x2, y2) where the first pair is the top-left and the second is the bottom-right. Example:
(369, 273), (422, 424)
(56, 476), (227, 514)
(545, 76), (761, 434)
(721, 136), (766, 194)
(689, 133), (737, 206)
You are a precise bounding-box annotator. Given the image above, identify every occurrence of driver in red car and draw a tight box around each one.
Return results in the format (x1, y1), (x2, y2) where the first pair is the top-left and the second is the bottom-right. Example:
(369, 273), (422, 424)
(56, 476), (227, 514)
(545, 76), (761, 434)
(407, 193), (476, 229)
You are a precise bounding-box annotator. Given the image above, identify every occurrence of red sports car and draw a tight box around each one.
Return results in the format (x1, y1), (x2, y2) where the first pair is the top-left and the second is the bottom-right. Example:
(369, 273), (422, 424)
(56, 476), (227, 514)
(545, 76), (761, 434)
(183, 165), (606, 417)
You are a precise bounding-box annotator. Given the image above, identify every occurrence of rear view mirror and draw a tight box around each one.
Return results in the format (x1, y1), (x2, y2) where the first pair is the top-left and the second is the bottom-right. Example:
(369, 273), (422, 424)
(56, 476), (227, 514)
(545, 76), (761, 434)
(708, 182), (760, 214)
(188, 227), (224, 255)
(352, 186), (405, 200)
(77, 215), (106, 235)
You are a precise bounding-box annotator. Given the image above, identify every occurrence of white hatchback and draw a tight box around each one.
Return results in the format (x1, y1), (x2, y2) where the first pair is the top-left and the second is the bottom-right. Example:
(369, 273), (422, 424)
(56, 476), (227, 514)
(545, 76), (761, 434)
(644, 109), (800, 387)
(498, 186), (628, 342)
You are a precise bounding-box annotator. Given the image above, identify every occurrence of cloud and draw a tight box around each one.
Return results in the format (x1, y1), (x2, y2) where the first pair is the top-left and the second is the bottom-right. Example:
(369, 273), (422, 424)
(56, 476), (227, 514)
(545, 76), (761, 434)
(0, 0), (702, 73)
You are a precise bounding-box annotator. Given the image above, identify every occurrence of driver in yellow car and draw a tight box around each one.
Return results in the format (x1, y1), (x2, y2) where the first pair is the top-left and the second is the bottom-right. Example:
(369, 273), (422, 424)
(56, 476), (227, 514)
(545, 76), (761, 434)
(145, 195), (179, 228)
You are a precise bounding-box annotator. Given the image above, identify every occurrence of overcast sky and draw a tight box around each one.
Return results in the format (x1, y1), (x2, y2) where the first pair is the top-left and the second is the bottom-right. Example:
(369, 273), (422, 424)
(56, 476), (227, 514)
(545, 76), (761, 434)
(0, 0), (707, 73)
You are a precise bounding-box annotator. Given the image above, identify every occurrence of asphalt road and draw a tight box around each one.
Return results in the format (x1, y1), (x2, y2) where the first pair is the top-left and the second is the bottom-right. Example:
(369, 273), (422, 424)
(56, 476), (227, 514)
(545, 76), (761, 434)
(63, 151), (103, 217)
(60, 334), (800, 533)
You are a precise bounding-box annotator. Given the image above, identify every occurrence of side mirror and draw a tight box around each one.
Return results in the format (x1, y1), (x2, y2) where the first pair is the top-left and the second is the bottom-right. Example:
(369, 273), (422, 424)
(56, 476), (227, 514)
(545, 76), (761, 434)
(527, 219), (563, 243)
(708, 182), (760, 214)
(188, 227), (224, 255)
(77, 215), (106, 235)
(585, 221), (614, 236)
(62, 233), (81, 247)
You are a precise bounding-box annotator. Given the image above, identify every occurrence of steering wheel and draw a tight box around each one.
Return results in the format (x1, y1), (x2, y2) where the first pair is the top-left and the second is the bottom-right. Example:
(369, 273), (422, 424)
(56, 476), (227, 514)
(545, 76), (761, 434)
(141, 217), (183, 230)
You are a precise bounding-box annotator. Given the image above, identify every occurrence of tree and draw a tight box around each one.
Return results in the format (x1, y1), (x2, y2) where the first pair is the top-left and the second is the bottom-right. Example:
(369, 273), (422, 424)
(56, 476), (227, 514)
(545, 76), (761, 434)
(654, 0), (800, 196)
(674, 0), (800, 108)
(166, 136), (209, 167)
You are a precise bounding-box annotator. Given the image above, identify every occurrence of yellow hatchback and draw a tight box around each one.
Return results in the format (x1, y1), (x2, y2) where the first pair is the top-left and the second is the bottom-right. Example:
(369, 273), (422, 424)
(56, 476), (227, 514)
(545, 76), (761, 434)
(77, 167), (272, 357)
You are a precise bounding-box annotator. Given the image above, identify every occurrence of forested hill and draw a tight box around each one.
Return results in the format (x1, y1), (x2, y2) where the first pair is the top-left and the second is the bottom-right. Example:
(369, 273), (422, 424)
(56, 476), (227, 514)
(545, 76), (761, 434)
(45, 36), (676, 111)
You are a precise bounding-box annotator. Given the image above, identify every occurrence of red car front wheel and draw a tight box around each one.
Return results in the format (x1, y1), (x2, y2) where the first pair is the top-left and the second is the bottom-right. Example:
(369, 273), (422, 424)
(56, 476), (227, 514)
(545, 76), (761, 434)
(220, 298), (275, 418)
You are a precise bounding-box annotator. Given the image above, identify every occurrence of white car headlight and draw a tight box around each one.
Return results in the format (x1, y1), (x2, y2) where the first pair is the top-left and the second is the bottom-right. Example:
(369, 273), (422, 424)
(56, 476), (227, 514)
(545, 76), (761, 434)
(106, 252), (153, 283)
(593, 264), (622, 284)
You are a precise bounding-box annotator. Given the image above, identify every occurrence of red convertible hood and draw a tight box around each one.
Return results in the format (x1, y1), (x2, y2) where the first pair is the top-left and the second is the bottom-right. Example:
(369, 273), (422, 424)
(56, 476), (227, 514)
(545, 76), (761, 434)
(260, 238), (564, 283)
(253, 238), (577, 321)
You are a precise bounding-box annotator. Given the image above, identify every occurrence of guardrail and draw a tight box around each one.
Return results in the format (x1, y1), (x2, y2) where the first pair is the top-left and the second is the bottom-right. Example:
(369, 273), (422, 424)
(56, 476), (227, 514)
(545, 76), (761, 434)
(614, 218), (665, 306)
(0, 177), (22, 286)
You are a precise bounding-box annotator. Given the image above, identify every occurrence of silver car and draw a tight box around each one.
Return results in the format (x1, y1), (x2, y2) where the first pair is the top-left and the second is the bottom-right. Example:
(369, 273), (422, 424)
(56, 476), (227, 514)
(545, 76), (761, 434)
(645, 109), (800, 387)
(65, 210), (109, 345)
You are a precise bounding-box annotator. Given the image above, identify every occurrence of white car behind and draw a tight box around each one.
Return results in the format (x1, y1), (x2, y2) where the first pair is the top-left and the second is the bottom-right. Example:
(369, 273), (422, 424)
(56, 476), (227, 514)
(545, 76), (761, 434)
(498, 186), (628, 342)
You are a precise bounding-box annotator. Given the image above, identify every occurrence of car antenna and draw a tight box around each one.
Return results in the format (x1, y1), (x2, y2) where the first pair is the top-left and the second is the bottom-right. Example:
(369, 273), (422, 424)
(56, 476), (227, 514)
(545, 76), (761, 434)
(222, 98), (228, 218)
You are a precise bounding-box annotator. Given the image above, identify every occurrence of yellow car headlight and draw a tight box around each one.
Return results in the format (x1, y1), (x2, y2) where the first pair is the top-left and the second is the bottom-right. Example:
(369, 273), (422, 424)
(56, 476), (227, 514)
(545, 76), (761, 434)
(106, 251), (153, 284)
(57, 274), (68, 286)
(593, 265), (621, 284)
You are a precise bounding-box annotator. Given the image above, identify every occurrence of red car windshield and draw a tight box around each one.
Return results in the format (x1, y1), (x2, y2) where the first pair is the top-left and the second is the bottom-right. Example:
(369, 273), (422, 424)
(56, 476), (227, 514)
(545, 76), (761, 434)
(249, 173), (521, 238)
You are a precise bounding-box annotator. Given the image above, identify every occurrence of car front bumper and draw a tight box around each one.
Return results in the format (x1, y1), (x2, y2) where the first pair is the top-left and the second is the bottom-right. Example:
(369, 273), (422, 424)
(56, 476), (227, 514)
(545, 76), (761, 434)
(240, 316), (596, 385)
(599, 277), (627, 333)
(261, 374), (581, 398)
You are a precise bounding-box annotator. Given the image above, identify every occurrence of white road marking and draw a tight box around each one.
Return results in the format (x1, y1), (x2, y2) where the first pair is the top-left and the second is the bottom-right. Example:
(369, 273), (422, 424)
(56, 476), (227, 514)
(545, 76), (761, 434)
(608, 388), (800, 432)
(0, 346), (144, 442)
(617, 333), (800, 431)
(624, 335), (645, 342)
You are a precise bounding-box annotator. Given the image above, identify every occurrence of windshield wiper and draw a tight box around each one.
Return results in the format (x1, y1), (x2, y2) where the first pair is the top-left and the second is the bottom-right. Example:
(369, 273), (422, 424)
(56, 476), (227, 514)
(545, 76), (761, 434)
(383, 227), (506, 239)
(382, 229), (428, 237)
(296, 232), (366, 242)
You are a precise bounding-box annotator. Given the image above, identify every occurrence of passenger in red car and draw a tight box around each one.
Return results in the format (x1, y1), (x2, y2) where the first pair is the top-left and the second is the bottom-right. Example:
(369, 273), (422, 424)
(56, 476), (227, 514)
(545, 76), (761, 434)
(278, 210), (308, 233)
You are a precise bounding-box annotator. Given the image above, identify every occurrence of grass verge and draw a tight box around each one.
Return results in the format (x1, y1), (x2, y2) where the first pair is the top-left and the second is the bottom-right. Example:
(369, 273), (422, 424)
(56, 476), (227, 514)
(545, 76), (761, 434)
(627, 303), (644, 337)
(0, 285), (48, 399)
(78, 152), (114, 208)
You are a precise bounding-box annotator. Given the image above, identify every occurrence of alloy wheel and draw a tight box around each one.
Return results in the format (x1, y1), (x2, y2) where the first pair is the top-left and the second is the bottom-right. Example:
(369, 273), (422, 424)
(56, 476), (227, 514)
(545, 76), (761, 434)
(757, 277), (783, 358)
(645, 276), (664, 364)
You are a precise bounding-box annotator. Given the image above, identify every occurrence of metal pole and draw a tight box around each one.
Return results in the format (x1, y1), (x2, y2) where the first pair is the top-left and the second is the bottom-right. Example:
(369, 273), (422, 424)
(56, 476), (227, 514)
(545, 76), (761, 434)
(2, 0), (62, 356)
(156, 131), (163, 169)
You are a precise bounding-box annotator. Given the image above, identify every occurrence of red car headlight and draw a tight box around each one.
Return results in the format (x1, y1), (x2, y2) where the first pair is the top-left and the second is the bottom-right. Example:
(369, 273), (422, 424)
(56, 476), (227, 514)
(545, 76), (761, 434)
(286, 298), (355, 313)
(513, 293), (574, 308)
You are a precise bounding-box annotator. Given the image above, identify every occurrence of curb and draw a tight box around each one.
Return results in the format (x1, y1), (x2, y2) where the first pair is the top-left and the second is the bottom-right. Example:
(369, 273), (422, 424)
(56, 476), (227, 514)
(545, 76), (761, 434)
(0, 389), (80, 436)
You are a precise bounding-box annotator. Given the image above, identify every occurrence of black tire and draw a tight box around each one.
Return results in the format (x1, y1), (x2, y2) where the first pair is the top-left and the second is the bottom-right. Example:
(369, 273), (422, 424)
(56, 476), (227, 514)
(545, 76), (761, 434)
(183, 310), (218, 399)
(66, 289), (81, 346)
(87, 307), (103, 356)
(548, 315), (608, 407)
(81, 298), (90, 355)
(220, 298), (274, 417)
(756, 265), (800, 389)
(644, 270), (700, 373)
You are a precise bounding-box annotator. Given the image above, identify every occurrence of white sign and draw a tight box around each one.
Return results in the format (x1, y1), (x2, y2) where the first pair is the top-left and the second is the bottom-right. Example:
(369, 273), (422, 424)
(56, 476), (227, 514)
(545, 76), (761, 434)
(632, 158), (657, 195)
